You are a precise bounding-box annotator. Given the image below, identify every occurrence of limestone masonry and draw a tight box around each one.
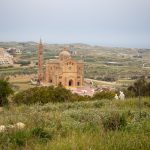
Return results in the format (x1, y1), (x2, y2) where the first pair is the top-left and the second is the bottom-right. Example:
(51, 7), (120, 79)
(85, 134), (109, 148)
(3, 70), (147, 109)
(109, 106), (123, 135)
(38, 41), (84, 87)
(45, 47), (84, 87)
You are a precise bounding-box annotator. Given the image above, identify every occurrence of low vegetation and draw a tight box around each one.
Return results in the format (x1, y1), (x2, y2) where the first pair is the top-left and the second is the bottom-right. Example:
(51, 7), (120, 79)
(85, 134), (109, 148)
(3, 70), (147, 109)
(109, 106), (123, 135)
(127, 76), (150, 97)
(12, 86), (92, 104)
(0, 77), (13, 106)
(0, 77), (150, 149)
(15, 60), (31, 66)
(93, 90), (115, 100)
(0, 98), (150, 149)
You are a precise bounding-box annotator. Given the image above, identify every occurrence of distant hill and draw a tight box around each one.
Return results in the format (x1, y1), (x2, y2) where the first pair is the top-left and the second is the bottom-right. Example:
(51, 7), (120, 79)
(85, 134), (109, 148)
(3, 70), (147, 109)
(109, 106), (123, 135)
(0, 41), (150, 61)
(1, 41), (149, 52)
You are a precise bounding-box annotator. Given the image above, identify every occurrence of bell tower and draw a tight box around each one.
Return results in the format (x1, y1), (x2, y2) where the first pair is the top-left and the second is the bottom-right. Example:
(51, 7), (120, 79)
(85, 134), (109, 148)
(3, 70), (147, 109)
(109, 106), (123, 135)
(38, 39), (43, 84)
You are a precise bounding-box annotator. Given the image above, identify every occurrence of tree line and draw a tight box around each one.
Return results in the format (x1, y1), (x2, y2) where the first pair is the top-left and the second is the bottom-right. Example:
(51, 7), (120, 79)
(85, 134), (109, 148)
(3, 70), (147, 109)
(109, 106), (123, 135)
(0, 76), (150, 106)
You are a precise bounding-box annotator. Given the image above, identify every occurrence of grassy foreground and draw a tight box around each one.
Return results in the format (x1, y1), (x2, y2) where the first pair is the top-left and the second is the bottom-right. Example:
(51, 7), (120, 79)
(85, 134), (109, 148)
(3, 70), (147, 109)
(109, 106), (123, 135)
(0, 98), (150, 150)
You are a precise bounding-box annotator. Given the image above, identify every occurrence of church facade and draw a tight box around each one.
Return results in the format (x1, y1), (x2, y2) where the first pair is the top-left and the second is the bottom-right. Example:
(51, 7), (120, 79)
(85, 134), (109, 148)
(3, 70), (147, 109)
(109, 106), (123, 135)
(44, 48), (84, 87)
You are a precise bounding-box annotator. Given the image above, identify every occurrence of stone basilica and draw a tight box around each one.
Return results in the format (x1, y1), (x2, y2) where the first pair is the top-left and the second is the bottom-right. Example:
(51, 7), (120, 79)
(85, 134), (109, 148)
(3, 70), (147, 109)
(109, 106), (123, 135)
(44, 47), (84, 87)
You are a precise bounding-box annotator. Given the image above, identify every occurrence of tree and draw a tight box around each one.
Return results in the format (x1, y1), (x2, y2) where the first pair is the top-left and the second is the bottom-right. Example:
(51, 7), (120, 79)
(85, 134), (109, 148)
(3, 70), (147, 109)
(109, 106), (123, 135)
(0, 78), (13, 106)
(128, 76), (149, 97)
(92, 90), (115, 100)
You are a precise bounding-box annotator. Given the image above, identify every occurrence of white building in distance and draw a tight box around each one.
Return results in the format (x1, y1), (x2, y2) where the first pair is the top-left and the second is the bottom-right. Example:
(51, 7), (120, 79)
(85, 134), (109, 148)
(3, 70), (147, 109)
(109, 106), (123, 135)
(7, 48), (22, 55)
(0, 48), (14, 65)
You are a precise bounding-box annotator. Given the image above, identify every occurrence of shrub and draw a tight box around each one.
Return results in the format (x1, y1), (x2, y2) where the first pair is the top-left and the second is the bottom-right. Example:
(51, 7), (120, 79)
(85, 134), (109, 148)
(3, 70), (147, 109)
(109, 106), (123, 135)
(52, 86), (73, 102)
(144, 101), (150, 108)
(102, 76), (117, 82)
(93, 101), (104, 108)
(102, 112), (127, 131)
(13, 86), (54, 104)
(0, 78), (14, 106)
(13, 85), (92, 105)
(31, 127), (52, 142)
(127, 76), (150, 97)
(123, 89), (135, 98)
(10, 130), (29, 147)
(72, 94), (91, 102)
(15, 60), (30, 66)
(92, 91), (115, 100)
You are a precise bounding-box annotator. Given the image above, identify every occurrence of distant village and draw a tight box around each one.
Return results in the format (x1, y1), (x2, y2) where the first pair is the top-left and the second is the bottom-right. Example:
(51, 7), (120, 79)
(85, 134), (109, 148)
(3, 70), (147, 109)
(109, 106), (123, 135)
(0, 48), (22, 66)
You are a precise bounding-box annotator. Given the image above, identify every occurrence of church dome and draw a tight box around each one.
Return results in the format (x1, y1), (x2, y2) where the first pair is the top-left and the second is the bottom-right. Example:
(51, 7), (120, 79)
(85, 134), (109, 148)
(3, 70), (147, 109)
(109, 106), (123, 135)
(59, 48), (71, 61)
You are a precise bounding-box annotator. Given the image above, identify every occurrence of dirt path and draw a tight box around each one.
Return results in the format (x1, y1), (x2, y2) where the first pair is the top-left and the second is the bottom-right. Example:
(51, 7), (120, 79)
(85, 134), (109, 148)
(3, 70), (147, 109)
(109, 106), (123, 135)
(85, 78), (117, 86)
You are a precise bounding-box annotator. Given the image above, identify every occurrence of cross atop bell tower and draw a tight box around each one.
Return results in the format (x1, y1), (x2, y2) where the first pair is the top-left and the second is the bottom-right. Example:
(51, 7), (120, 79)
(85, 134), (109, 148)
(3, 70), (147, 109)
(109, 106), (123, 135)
(38, 38), (43, 84)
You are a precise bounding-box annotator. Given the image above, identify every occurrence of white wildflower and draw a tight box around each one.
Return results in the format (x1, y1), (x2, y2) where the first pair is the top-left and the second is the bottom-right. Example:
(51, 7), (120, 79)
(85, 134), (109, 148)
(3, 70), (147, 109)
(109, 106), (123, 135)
(0, 125), (6, 133)
(114, 94), (119, 100)
(15, 122), (26, 129)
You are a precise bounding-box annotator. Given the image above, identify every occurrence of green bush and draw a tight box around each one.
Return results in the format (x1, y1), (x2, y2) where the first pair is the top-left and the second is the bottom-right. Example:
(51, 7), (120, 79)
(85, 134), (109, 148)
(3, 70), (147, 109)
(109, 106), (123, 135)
(16, 60), (31, 66)
(123, 89), (135, 98)
(52, 86), (73, 102)
(0, 78), (14, 106)
(0, 130), (30, 148)
(102, 112), (127, 131)
(72, 94), (91, 102)
(12, 86), (90, 105)
(93, 101), (104, 108)
(10, 130), (29, 147)
(127, 76), (150, 97)
(31, 127), (53, 142)
(144, 101), (150, 108)
(13, 86), (117, 105)
(92, 91), (115, 100)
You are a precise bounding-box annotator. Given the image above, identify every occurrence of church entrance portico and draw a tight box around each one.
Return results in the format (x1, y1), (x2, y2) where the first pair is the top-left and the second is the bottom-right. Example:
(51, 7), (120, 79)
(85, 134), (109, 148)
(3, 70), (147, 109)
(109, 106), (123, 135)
(68, 79), (73, 86)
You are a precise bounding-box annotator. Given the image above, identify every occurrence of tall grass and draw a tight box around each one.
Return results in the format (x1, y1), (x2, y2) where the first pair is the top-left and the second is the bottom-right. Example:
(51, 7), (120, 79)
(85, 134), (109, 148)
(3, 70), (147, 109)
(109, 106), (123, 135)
(0, 98), (149, 149)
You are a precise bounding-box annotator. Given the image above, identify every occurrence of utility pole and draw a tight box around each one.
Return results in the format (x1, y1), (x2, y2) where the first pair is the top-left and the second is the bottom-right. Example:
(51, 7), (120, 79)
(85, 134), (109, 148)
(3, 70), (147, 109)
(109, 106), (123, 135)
(38, 39), (43, 84)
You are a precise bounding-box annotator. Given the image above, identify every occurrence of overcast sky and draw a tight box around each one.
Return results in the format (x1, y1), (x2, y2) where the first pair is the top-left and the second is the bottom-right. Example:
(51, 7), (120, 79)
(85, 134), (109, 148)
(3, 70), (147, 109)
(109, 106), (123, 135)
(0, 0), (150, 48)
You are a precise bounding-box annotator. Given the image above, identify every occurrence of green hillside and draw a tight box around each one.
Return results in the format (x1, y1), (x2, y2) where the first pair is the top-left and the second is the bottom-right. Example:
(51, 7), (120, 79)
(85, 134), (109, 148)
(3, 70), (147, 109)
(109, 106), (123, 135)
(1, 42), (150, 90)
(0, 98), (150, 149)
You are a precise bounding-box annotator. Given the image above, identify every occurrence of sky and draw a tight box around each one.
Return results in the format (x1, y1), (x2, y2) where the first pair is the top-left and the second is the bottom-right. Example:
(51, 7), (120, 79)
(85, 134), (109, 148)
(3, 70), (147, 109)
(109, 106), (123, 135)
(0, 0), (150, 48)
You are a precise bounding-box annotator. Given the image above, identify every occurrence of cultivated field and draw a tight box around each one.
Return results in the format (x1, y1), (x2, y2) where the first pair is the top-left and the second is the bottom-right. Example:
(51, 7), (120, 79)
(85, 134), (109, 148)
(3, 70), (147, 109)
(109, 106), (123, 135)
(1, 42), (150, 91)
